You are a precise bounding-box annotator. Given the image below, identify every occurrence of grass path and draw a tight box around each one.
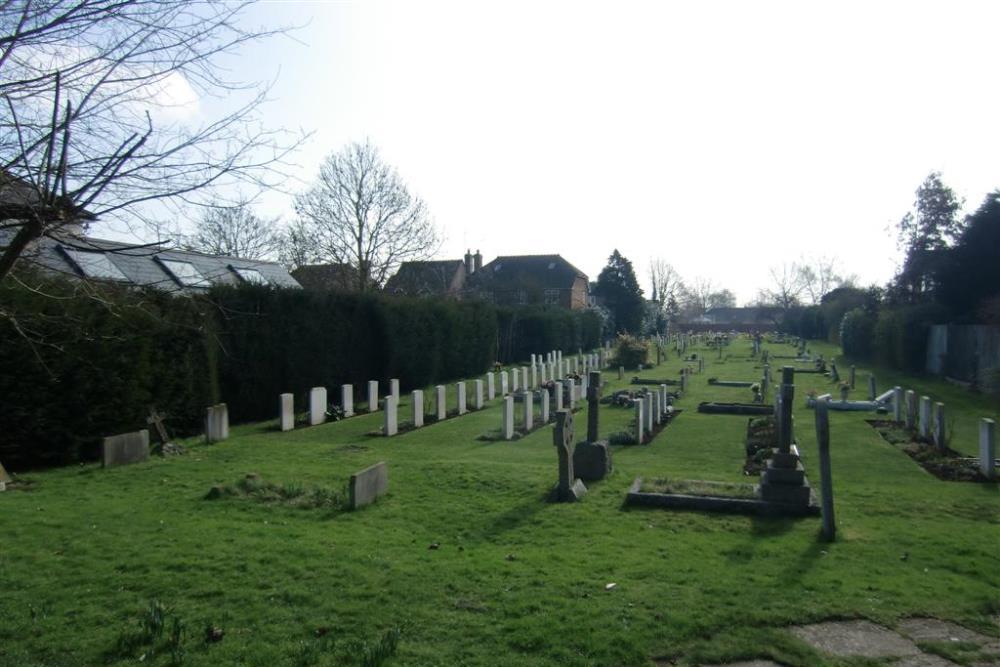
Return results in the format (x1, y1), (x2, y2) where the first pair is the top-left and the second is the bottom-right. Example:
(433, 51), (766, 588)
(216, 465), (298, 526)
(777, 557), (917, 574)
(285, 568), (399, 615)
(0, 337), (996, 666)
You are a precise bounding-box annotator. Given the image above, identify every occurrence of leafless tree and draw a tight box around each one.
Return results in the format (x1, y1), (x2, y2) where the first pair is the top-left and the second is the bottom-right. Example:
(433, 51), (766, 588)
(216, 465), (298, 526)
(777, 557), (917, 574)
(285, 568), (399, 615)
(0, 0), (305, 283)
(683, 276), (715, 316)
(293, 140), (440, 292)
(185, 199), (282, 260)
(797, 255), (857, 304)
(765, 262), (806, 309)
(648, 258), (683, 305)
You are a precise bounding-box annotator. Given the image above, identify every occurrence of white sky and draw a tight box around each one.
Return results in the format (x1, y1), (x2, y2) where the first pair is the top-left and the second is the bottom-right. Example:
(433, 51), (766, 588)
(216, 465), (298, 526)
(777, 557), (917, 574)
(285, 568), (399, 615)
(103, 0), (1000, 304)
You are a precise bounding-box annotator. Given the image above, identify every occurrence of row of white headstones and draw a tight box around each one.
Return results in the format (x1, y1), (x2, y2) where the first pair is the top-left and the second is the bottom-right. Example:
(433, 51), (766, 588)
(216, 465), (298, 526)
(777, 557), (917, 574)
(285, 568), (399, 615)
(266, 349), (611, 438)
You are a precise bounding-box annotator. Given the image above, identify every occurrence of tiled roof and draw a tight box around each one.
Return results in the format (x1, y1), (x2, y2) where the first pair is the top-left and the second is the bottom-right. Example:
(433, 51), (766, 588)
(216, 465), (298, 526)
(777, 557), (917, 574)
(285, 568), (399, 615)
(473, 254), (587, 290)
(384, 259), (465, 295)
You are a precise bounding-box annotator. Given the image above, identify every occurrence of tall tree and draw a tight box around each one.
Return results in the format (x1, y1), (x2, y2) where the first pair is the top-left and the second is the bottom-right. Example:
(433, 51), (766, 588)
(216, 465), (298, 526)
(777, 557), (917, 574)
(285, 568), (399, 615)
(0, 1), (303, 284)
(593, 249), (644, 333)
(765, 262), (805, 309)
(935, 190), (1000, 321)
(186, 199), (282, 260)
(648, 258), (684, 330)
(892, 172), (963, 303)
(293, 141), (439, 292)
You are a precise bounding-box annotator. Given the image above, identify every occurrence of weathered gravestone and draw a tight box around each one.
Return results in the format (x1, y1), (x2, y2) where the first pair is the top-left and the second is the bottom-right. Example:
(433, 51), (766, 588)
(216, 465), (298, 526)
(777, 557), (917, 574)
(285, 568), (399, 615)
(552, 410), (587, 502)
(522, 390), (534, 431)
(457, 382), (467, 415)
(574, 371), (612, 481)
(146, 407), (171, 446)
(205, 403), (229, 442)
(309, 387), (326, 426)
(349, 461), (388, 509)
(102, 429), (150, 468)
(540, 388), (550, 423)
(279, 393), (294, 432)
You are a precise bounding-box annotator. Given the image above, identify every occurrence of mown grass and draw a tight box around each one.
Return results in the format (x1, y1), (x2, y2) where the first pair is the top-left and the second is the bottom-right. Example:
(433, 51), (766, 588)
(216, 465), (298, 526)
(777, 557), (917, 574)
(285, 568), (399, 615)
(0, 337), (997, 667)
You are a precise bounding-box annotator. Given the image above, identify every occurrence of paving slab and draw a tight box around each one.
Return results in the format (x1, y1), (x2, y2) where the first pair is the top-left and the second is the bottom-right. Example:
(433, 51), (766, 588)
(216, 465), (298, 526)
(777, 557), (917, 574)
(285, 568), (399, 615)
(789, 620), (921, 657)
(898, 618), (1000, 651)
(894, 654), (962, 667)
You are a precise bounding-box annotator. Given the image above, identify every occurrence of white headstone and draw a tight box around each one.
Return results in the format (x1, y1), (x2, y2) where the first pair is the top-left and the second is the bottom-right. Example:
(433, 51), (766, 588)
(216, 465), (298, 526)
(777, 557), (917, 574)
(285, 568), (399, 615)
(933, 402), (946, 449)
(412, 389), (424, 428)
(660, 384), (669, 416)
(309, 387), (327, 426)
(540, 388), (550, 423)
(645, 393), (653, 434)
(919, 395), (931, 439)
(531, 364), (538, 388)
(341, 384), (354, 417)
(565, 378), (576, 410)
(435, 385), (447, 420)
(635, 400), (644, 444)
(523, 390), (534, 431)
(555, 381), (564, 412)
(892, 386), (903, 422)
(486, 372), (496, 400)
(980, 418), (996, 479)
(474, 379), (484, 410)
(390, 378), (400, 403)
(511, 368), (520, 392)
(653, 391), (661, 425)
(522, 366), (530, 389)
(502, 395), (514, 440)
(457, 381), (467, 415)
(368, 380), (379, 413)
(384, 395), (398, 436)
(500, 370), (509, 395)
(280, 393), (294, 431)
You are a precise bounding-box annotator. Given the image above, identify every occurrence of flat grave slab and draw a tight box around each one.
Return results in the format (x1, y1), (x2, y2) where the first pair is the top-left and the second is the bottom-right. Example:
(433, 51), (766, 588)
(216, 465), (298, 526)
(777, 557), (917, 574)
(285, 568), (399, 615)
(897, 617), (1000, 652)
(698, 402), (773, 415)
(893, 655), (962, 667)
(789, 620), (921, 658)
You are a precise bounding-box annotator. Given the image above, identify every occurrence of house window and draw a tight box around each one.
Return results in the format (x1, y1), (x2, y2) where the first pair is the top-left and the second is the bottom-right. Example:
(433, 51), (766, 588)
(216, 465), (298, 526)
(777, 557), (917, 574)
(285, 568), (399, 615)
(544, 289), (560, 305)
(157, 258), (211, 288)
(61, 247), (128, 281)
(231, 266), (267, 285)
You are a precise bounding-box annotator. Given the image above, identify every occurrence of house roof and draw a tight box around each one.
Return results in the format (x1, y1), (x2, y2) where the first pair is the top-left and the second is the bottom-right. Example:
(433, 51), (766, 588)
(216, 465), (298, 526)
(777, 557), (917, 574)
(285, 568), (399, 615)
(291, 263), (358, 291)
(473, 254), (587, 290)
(7, 230), (300, 292)
(384, 259), (465, 295)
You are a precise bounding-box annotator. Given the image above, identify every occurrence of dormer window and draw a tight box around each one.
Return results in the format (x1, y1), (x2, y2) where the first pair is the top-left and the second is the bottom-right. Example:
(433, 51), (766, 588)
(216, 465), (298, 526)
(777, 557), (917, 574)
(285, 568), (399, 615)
(157, 257), (211, 288)
(61, 247), (128, 281)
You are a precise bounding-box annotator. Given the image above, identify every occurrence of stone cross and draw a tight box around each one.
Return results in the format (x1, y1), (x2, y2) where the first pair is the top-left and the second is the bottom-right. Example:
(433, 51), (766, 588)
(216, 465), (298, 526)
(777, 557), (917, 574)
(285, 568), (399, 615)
(146, 407), (170, 444)
(586, 371), (601, 443)
(552, 409), (586, 502)
(309, 387), (327, 426)
(341, 384), (354, 417)
(412, 390), (424, 428)
(279, 393), (294, 431)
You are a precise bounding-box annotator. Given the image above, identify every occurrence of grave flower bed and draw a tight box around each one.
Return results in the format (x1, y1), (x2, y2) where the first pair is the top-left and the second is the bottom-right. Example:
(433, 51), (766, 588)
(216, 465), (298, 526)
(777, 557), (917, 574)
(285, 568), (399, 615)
(867, 420), (995, 482)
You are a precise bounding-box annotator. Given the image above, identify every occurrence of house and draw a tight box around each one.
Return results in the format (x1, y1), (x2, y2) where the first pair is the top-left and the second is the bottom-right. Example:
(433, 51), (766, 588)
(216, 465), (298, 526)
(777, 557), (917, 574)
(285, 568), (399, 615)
(469, 254), (589, 309)
(10, 231), (300, 292)
(383, 258), (468, 297)
(291, 263), (359, 291)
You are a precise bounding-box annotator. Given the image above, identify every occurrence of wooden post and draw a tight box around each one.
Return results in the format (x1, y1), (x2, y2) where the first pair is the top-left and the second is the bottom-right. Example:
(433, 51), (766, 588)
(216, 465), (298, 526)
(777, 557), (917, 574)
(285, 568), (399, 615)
(815, 398), (835, 542)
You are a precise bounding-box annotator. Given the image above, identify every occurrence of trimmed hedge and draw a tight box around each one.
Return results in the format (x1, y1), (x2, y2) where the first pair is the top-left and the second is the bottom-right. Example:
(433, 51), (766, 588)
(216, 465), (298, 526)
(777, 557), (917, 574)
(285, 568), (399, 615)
(495, 306), (601, 364)
(872, 304), (949, 372)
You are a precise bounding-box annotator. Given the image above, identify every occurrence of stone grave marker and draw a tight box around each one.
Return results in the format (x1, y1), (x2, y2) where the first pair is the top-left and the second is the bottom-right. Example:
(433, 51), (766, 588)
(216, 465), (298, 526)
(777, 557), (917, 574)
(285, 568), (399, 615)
(146, 407), (171, 446)
(905, 390), (917, 430)
(502, 395), (514, 440)
(868, 375), (877, 401)
(523, 390), (534, 431)
(980, 418), (996, 479)
(555, 381), (564, 411)
(435, 385), (447, 420)
(574, 371), (612, 480)
(552, 409), (587, 502)
(635, 399), (644, 444)
(530, 364), (538, 388)
(349, 461), (388, 509)
(309, 387), (327, 426)
(759, 367), (812, 508)
(618, 366), (624, 380)
(412, 390), (424, 428)
(487, 372), (496, 400)
(457, 381), (467, 415)
(645, 392), (654, 434)
(384, 395), (398, 436)
(933, 402), (946, 450)
(918, 396), (931, 439)
(390, 378), (400, 403)
(102, 429), (150, 468)
(540, 387), (550, 423)
(892, 386), (903, 422)
(205, 403), (229, 442)
(367, 380), (379, 413)
(653, 391), (661, 425)
(280, 393), (294, 431)
(511, 368), (519, 392)
(474, 379), (484, 410)
(500, 371), (509, 395)
(815, 398), (836, 541)
(341, 384), (354, 417)
(830, 362), (839, 383)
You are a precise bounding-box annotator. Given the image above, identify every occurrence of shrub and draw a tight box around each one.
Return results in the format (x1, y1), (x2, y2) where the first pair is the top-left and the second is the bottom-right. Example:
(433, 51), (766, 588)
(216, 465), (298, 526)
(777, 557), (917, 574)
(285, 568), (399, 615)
(613, 334), (648, 370)
(839, 307), (876, 360)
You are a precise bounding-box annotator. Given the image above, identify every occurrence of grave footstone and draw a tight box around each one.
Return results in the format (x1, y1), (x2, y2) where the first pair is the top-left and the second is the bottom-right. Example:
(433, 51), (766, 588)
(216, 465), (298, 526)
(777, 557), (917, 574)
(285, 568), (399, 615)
(486, 372), (496, 400)
(919, 396), (931, 439)
(349, 461), (387, 509)
(474, 379), (484, 410)
(552, 409), (586, 502)
(412, 390), (424, 428)
(457, 382), (467, 415)
(368, 381), (379, 413)
(933, 402), (946, 450)
(435, 385), (447, 421)
(980, 418), (996, 479)
(102, 429), (150, 467)
(280, 393), (294, 432)
(341, 384), (354, 417)
(384, 395), (398, 436)
(502, 395), (514, 440)
(309, 387), (327, 426)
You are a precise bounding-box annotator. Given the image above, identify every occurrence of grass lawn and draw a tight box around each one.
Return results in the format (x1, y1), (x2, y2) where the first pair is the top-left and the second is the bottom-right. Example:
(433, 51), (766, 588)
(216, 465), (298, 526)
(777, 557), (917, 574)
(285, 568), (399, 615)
(1, 337), (997, 667)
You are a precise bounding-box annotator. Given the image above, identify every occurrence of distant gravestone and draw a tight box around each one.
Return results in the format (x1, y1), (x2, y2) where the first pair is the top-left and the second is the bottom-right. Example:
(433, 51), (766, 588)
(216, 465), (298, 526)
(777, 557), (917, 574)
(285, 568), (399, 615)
(645, 392), (654, 434)
(919, 396), (932, 439)
(367, 380), (379, 413)
(102, 429), (150, 468)
(511, 368), (519, 392)
(309, 387), (327, 426)
(540, 387), (550, 423)
(552, 409), (586, 502)
(634, 399), (644, 444)
(341, 384), (354, 417)
(500, 370), (509, 395)
(892, 386), (903, 422)
(412, 390), (424, 428)
(554, 381), (564, 412)
(279, 393), (294, 431)
(349, 461), (388, 509)
(390, 378), (400, 403)
(486, 372), (496, 400)
(867, 375), (877, 402)
(205, 403), (229, 442)
(474, 380), (484, 410)
(384, 395), (398, 437)
(502, 395), (514, 440)
(457, 382), (467, 415)
(905, 390), (917, 430)
(565, 378), (576, 410)
(435, 385), (447, 420)
(933, 402), (946, 450)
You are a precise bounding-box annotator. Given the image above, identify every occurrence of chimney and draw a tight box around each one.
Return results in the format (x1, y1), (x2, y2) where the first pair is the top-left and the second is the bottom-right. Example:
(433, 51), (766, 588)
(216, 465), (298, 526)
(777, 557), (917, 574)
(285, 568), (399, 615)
(464, 249), (473, 275)
(474, 249), (482, 273)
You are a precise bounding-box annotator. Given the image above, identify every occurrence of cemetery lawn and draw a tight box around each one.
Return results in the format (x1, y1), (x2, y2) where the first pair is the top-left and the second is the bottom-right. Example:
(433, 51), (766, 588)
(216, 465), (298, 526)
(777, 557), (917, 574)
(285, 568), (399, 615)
(1, 339), (997, 667)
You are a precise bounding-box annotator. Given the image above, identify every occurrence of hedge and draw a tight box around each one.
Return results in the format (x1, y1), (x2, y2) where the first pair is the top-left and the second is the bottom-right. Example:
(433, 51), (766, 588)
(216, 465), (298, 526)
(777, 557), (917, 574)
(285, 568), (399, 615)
(495, 306), (602, 364)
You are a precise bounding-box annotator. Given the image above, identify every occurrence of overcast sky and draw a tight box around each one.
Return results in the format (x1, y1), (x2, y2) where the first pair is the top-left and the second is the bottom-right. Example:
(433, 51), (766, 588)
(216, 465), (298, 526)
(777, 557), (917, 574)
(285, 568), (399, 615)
(100, 0), (1000, 304)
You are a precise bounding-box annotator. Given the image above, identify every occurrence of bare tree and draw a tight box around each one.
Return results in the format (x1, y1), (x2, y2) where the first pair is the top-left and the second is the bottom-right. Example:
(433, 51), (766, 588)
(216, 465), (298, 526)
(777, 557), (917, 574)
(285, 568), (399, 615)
(293, 141), (440, 292)
(186, 199), (282, 260)
(765, 262), (806, 309)
(797, 255), (857, 304)
(648, 258), (683, 305)
(0, 0), (304, 283)
(685, 276), (715, 316)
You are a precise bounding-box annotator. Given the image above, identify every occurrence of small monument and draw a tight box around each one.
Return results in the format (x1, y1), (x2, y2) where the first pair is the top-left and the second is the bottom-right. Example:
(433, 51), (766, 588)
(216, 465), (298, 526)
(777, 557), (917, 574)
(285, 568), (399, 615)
(573, 371), (612, 481)
(758, 367), (815, 510)
(552, 409), (587, 502)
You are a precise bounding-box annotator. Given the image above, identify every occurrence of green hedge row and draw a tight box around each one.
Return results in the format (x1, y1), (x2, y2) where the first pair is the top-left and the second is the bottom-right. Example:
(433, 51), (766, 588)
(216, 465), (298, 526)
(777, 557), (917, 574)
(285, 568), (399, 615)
(1, 279), (600, 468)
(838, 304), (947, 372)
